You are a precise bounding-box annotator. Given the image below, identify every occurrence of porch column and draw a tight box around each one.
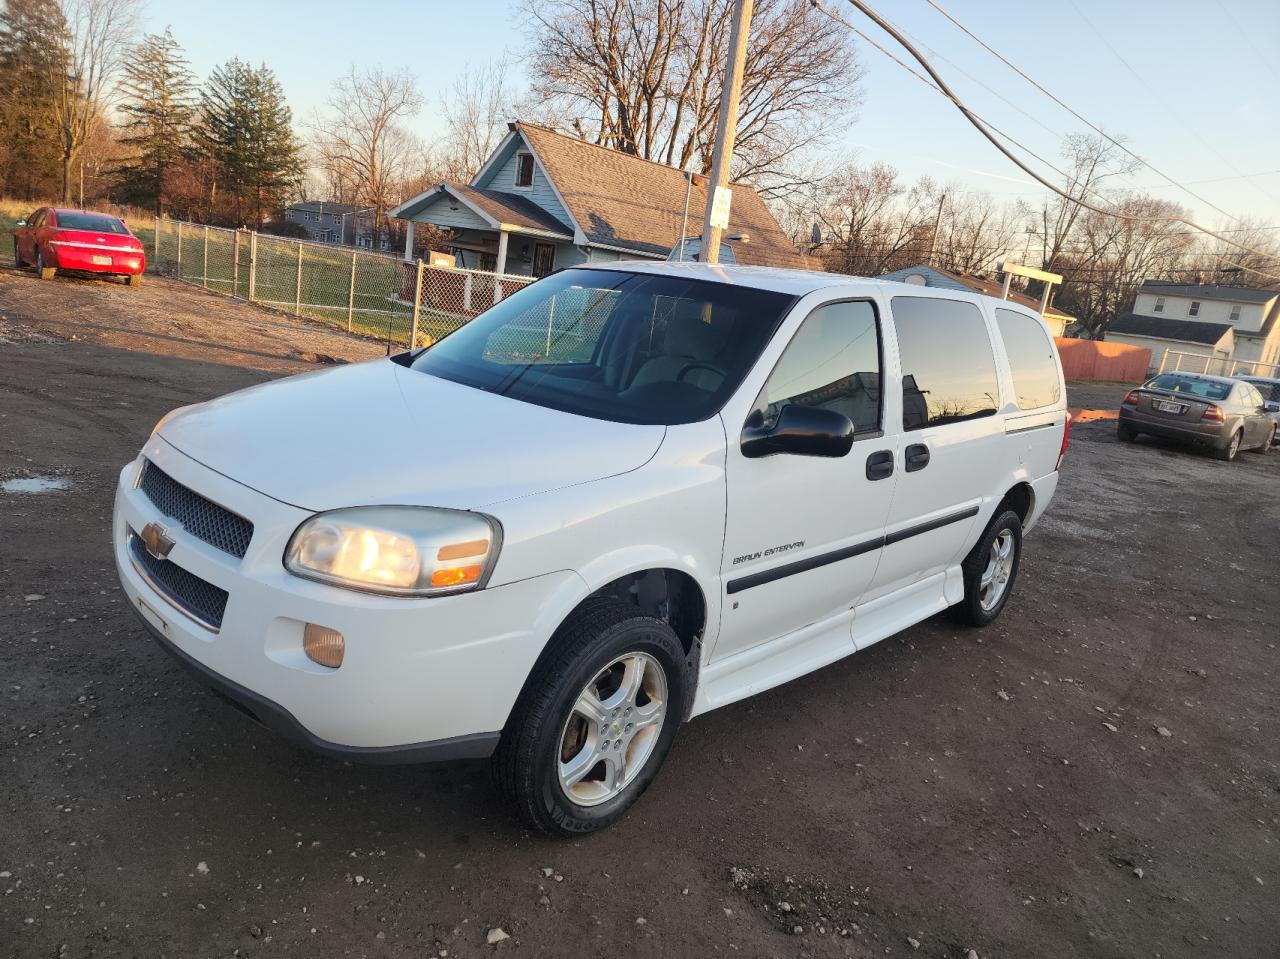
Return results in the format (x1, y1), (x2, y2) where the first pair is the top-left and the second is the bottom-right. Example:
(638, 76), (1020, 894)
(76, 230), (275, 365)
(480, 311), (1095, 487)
(493, 229), (509, 305)
(404, 220), (415, 261)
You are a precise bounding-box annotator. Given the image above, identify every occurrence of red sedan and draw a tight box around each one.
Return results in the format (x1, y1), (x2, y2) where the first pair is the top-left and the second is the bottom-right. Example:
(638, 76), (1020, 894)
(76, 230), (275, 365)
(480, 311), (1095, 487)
(13, 207), (146, 285)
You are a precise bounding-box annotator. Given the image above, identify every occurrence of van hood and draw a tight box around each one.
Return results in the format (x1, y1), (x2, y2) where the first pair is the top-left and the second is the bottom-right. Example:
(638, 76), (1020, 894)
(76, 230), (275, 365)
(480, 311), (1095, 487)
(157, 358), (666, 511)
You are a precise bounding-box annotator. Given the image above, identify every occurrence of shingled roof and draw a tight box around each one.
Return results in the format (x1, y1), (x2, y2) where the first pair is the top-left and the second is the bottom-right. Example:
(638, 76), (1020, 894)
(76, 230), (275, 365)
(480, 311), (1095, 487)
(1108, 313), (1233, 345)
(445, 184), (574, 238)
(515, 123), (813, 270)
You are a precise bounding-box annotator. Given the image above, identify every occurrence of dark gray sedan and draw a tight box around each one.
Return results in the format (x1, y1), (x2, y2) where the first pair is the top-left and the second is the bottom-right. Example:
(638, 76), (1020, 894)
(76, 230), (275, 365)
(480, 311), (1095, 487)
(1118, 372), (1274, 461)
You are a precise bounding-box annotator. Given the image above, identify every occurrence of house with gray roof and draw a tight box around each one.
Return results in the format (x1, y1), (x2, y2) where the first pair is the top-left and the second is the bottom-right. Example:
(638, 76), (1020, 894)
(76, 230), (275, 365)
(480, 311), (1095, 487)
(389, 121), (811, 278)
(1106, 280), (1280, 374)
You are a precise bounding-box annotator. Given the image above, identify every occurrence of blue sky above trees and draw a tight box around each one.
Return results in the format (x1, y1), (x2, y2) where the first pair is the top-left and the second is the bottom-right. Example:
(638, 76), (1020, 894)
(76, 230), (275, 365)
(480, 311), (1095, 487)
(146, 0), (1280, 226)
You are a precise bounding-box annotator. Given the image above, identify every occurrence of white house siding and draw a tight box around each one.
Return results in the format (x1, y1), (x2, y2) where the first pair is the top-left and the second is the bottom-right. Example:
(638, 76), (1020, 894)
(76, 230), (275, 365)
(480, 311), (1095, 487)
(477, 137), (572, 228)
(1107, 333), (1231, 373)
(1133, 292), (1272, 333)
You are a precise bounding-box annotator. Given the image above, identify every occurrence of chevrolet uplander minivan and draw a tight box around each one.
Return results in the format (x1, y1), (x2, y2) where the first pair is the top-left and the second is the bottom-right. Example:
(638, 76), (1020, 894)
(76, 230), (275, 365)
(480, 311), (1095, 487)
(114, 262), (1068, 835)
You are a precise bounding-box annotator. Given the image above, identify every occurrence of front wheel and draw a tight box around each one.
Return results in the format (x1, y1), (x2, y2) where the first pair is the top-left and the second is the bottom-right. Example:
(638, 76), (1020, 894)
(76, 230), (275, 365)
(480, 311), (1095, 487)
(13, 238), (25, 267)
(1248, 424), (1274, 454)
(952, 509), (1023, 627)
(492, 598), (687, 836)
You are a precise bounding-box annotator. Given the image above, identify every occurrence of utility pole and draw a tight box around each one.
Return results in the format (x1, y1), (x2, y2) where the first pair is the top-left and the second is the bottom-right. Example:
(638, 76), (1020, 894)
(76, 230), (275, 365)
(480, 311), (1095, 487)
(927, 191), (946, 267)
(699, 0), (753, 265)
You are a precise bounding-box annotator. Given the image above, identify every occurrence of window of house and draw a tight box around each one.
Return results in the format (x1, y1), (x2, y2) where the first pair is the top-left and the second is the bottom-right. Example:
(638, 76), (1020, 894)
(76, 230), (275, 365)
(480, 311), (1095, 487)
(996, 308), (1061, 410)
(515, 153), (535, 188)
(892, 296), (1000, 430)
(1189, 300), (1201, 316)
(1153, 297), (1165, 313)
(752, 300), (882, 435)
(1229, 304), (1241, 322)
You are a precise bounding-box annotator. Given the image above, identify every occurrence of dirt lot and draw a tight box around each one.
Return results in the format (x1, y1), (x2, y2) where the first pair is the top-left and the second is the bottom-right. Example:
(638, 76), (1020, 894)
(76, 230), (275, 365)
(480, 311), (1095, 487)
(2, 265), (1278, 959)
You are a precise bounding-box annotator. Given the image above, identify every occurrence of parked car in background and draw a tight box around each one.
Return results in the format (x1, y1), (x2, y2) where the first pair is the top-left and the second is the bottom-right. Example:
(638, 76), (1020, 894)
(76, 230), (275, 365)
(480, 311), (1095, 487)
(13, 208), (145, 285)
(1233, 375), (1280, 447)
(113, 263), (1068, 835)
(1118, 371), (1274, 460)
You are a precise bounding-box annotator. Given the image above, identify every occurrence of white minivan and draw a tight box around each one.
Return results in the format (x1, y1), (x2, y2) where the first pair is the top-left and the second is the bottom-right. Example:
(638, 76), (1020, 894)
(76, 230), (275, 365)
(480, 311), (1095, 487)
(113, 262), (1068, 835)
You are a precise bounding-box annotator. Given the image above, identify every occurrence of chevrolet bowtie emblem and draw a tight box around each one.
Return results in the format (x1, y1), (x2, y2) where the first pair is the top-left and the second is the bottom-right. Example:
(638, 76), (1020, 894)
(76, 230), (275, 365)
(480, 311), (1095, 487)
(140, 521), (175, 560)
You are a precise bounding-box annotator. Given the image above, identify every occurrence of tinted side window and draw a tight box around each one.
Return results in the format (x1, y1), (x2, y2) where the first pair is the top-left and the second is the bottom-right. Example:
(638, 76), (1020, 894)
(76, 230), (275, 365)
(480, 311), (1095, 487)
(995, 308), (1061, 409)
(892, 296), (999, 431)
(753, 300), (881, 434)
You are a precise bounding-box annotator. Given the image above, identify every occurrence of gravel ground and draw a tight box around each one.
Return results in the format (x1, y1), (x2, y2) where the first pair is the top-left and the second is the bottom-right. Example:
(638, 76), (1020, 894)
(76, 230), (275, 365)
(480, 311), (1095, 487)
(2, 265), (1278, 959)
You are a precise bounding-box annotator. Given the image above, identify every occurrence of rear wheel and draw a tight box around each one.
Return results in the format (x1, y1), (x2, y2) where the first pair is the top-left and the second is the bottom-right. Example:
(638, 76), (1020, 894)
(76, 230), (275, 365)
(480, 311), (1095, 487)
(952, 509), (1023, 627)
(1117, 424), (1138, 442)
(125, 273), (142, 286)
(492, 598), (686, 836)
(35, 248), (55, 280)
(1216, 429), (1242, 461)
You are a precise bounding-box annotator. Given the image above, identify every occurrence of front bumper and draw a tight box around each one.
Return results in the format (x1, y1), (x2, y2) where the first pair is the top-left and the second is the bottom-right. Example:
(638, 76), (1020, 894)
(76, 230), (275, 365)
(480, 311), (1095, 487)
(1118, 408), (1229, 448)
(114, 438), (583, 759)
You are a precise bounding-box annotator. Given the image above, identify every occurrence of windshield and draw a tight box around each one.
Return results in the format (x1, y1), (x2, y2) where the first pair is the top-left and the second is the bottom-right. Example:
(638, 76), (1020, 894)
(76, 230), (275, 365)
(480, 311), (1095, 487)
(408, 268), (796, 425)
(1146, 373), (1231, 401)
(57, 212), (128, 234)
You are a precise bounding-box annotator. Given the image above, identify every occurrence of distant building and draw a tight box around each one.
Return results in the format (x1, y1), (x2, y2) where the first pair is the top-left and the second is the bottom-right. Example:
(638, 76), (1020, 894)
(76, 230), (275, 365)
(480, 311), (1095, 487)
(284, 202), (358, 244)
(878, 263), (1077, 337)
(390, 121), (811, 276)
(1106, 281), (1280, 373)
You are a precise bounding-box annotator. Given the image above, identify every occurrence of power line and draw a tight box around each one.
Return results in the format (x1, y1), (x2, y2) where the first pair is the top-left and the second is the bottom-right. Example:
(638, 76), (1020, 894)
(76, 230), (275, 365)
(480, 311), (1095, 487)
(922, 0), (1257, 226)
(1060, 0), (1280, 206)
(809, 0), (1280, 284)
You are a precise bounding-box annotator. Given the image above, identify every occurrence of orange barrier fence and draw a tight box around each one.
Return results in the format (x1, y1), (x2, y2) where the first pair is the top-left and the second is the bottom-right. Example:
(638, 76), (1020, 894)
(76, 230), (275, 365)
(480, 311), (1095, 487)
(1054, 338), (1151, 383)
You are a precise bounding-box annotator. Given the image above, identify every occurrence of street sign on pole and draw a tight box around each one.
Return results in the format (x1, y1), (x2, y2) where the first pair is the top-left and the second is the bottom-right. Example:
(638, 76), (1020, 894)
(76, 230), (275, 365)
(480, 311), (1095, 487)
(709, 186), (732, 230)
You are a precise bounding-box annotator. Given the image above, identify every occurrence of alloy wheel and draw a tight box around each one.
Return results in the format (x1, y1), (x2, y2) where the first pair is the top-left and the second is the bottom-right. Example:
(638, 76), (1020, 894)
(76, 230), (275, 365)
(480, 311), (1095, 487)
(979, 529), (1015, 612)
(557, 652), (667, 807)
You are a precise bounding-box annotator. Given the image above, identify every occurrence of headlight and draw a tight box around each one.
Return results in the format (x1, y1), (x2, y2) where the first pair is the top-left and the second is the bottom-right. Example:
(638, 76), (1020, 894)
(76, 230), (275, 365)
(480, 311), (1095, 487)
(284, 506), (502, 597)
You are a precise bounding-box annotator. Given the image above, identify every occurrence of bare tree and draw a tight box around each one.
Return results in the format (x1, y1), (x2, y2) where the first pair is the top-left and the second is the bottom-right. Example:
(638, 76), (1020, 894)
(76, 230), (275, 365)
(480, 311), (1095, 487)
(1035, 133), (1139, 274)
(51, 0), (140, 203)
(522, 0), (861, 193)
(439, 58), (515, 181)
(311, 66), (424, 247)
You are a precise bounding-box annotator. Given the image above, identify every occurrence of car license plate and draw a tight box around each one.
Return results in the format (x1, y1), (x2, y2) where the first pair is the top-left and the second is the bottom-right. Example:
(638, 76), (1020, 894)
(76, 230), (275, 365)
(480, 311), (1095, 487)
(1155, 400), (1184, 413)
(91, 254), (112, 265)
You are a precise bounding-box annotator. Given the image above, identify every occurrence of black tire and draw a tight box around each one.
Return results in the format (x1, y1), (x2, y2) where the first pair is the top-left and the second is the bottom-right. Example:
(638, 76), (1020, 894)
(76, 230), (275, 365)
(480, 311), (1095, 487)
(1247, 424), (1274, 454)
(951, 508), (1023, 628)
(125, 273), (142, 286)
(13, 238), (24, 268)
(1216, 429), (1242, 461)
(492, 597), (687, 837)
(35, 248), (55, 280)
(1117, 424), (1138, 442)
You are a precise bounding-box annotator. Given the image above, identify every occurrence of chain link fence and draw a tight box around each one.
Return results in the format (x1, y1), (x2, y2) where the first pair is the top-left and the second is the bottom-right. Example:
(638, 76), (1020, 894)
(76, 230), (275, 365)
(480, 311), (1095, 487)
(1156, 349), (1280, 379)
(149, 218), (538, 349)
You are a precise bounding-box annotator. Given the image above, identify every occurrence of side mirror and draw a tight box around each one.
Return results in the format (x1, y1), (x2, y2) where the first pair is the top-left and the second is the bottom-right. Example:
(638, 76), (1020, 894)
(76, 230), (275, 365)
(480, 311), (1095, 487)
(1266, 401), (1280, 413)
(15, 219), (25, 227)
(741, 404), (854, 459)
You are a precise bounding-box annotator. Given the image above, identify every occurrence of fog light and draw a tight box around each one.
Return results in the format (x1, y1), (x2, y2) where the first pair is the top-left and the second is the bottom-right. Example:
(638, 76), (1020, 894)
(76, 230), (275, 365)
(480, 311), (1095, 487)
(303, 623), (345, 668)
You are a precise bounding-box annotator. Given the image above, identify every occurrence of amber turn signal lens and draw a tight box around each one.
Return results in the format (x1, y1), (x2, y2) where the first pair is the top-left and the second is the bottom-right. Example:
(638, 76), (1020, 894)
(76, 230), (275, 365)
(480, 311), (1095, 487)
(430, 565), (483, 588)
(303, 623), (345, 668)
(437, 539), (489, 562)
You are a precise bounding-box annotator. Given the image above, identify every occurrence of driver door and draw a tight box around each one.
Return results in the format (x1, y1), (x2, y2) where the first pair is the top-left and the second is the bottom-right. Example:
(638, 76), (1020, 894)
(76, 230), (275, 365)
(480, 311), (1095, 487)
(713, 298), (898, 662)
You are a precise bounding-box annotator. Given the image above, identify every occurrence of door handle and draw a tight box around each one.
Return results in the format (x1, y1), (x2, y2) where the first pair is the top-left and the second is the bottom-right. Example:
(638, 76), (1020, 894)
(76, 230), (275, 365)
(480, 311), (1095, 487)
(866, 449), (894, 481)
(905, 443), (930, 472)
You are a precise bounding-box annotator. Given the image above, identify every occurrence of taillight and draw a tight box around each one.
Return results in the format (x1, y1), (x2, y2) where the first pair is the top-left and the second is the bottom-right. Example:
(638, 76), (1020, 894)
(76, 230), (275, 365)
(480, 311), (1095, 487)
(1056, 412), (1071, 470)
(1201, 405), (1224, 423)
(1122, 389), (1140, 405)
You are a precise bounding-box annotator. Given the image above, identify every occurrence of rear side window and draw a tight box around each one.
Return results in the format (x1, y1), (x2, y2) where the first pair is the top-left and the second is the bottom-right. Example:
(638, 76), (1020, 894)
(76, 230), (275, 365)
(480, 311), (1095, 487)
(892, 296), (999, 430)
(753, 300), (881, 434)
(995, 308), (1061, 409)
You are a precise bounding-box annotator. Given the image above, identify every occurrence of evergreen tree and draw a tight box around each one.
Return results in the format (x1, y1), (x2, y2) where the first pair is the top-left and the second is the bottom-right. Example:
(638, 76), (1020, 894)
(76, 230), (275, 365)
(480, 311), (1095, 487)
(200, 59), (302, 225)
(0, 0), (72, 199)
(116, 27), (195, 215)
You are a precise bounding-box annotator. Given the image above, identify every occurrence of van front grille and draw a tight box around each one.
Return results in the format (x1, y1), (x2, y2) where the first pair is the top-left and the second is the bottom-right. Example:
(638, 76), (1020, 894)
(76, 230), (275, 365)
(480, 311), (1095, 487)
(138, 460), (253, 559)
(128, 530), (229, 630)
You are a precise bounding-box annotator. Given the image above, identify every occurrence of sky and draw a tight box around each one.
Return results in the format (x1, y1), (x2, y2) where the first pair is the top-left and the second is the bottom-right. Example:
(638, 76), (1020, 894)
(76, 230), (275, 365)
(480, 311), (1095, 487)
(143, 0), (1280, 228)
